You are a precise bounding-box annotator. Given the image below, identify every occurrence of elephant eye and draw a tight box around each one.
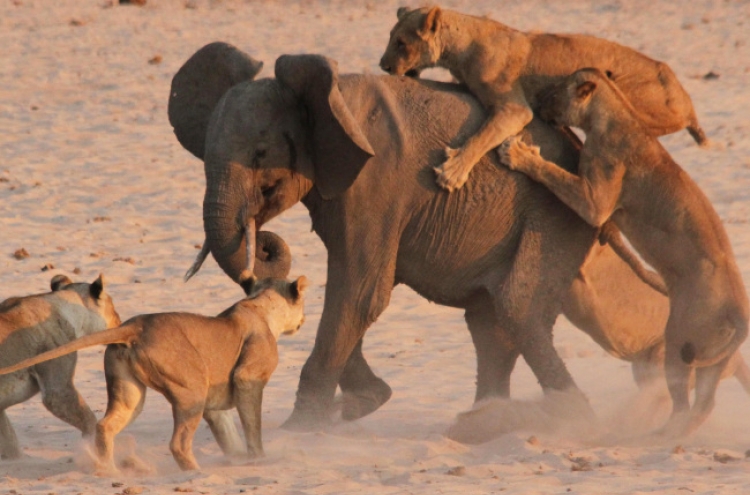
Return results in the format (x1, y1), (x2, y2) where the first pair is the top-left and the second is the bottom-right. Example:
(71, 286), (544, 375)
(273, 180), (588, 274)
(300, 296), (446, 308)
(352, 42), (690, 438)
(252, 148), (267, 167)
(261, 182), (279, 199)
(396, 39), (406, 51)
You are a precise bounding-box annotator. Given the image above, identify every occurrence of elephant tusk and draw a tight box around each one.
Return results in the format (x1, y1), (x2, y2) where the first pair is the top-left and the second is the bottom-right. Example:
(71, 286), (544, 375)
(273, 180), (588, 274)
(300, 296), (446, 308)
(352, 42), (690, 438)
(184, 242), (210, 282)
(238, 217), (256, 284)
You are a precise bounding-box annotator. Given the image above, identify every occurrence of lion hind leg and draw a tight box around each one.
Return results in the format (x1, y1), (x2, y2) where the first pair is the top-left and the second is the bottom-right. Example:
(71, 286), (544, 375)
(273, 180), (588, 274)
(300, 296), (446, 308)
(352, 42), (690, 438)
(36, 356), (97, 437)
(169, 403), (204, 471)
(684, 357), (728, 434)
(203, 409), (245, 456)
(96, 361), (146, 474)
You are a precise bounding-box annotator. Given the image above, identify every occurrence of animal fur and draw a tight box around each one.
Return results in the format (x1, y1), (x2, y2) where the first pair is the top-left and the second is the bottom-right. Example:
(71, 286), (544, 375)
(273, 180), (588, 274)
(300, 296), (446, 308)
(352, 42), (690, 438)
(379, 6), (708, 191)
(0, 276), (307, 471)
(499, 67), (748, 437)
(0, 274), (121, 460)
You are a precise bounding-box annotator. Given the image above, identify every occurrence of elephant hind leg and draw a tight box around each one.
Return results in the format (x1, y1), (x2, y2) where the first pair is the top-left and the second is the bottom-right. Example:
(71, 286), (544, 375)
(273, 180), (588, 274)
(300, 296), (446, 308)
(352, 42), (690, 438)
(339, 339), (392, 421)
(492, 227), (586, 396)
(730, 352), (750, 395)
(465, 295), (520, 402)
(0, 410), (21, 460)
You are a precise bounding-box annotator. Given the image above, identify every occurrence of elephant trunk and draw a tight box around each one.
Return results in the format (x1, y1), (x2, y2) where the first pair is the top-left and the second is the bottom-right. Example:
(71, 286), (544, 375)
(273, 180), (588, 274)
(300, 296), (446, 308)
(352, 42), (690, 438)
(202, 192), (246, 282)
(200, 196), (292, 285)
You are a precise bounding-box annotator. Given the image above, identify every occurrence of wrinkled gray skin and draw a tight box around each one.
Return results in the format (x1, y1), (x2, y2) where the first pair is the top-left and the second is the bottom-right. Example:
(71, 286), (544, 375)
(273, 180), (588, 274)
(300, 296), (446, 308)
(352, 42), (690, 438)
(168, 42), (293, 290)
(170, 43), (607, 430)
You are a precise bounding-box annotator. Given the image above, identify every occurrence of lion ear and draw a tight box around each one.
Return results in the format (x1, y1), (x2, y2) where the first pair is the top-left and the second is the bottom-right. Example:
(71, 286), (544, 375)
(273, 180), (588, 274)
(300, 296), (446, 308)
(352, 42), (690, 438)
(419, 6), (442, 37)
(576, 81), (597, 100)
(290, 275), (308, 301)
(90, 274), (105, 300)
(50, 274), (73, 291)
(396, 6), (410, 19)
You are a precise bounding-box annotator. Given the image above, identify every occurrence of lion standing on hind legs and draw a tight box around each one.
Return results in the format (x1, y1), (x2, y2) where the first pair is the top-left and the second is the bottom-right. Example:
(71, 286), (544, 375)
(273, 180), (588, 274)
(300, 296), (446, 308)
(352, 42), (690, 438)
(498, 67), (748, 437)
(379, 5), (709, 192)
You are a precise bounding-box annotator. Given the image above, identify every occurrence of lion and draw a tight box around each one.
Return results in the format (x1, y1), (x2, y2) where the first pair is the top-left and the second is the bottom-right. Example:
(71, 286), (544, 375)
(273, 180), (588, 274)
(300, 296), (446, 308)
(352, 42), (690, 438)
(498, 67), (748, 437)
(0, 274), (121, 460)
(0, 276), (308, 471)
(379, 6), (708, 191)
(565, 241), (750, 393)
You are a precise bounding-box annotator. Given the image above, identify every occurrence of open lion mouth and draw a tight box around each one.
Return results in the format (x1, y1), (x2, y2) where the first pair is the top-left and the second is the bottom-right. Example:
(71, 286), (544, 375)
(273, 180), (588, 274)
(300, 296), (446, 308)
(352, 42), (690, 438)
(405, 69), (422, 78)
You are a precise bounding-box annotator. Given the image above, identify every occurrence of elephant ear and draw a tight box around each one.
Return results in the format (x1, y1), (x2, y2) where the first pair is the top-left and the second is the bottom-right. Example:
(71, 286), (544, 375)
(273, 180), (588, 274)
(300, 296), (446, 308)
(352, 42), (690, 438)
(275, 54), (375, 200)
(169, 42), (264, 160)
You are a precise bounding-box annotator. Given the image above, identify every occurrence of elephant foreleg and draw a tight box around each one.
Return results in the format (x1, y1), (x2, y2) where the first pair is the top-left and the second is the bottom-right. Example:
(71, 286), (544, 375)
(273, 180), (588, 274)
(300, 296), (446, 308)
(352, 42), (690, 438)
(492, 222), (594, 399)
(283, 248), (397, 431)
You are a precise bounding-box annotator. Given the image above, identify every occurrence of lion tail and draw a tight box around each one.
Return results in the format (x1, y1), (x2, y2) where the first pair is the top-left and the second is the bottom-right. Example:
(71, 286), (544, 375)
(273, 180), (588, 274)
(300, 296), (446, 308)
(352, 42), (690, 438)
(598, 220), (668, 296)
(0, 324), (137, 375)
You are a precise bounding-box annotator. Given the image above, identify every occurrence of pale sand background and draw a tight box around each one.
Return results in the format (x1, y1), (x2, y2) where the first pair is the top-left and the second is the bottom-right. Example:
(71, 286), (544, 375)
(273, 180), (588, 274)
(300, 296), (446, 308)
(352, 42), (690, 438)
(1, 0), (750, 493)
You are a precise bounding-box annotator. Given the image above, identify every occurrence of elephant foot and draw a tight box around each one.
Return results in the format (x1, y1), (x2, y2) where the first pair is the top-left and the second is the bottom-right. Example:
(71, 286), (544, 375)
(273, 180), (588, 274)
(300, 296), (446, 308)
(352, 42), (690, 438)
(340, 377), (393, 421)
(281, 404), (334, 432)
(651, 409), (699, 440)
(0, 448), (22, 460)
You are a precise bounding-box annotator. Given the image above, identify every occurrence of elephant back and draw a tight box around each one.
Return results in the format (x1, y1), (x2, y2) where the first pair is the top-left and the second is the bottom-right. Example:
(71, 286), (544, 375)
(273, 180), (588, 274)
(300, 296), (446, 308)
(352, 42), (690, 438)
(168, 42), (264, 160)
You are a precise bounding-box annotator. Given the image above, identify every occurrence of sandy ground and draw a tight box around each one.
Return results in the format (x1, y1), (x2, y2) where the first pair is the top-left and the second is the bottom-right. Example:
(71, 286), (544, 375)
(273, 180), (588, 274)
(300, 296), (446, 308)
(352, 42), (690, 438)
(1, 0), (750, 493)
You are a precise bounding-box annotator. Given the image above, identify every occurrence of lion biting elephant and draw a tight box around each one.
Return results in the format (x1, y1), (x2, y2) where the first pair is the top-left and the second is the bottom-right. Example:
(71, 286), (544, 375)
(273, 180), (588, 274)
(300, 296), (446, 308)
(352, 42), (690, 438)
(168, 43), (692, 431)
(379, 6), (708, 191)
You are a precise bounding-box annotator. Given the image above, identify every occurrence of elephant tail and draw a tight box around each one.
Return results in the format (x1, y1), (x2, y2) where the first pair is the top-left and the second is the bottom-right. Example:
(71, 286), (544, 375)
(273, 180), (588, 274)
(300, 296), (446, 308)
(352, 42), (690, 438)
(598, 220), (668, 296)
(168, 42), (264, 160)
(0, 325), (138, 376)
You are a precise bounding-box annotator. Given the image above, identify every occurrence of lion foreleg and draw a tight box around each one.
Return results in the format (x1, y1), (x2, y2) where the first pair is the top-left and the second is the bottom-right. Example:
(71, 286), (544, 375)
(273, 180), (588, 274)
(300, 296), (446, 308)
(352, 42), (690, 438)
(435, 94), (532, 191)
(234, 380), (265, 458)
(499, 136), (623, 228)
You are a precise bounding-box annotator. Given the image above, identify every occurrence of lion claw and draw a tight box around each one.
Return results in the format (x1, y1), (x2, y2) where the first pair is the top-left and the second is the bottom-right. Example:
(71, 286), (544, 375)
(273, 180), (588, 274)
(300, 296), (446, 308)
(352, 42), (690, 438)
(434, 164), (466, 192)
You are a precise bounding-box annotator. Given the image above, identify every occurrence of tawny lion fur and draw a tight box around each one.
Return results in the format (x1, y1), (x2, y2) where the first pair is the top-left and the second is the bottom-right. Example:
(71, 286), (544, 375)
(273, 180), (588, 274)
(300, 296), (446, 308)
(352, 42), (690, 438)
(0, 274), (121, 460)
(379, 6), (708, 191)
(0, 276), (307, 472)
(564, 241), (750, 394)
(499, 67), (748, 437)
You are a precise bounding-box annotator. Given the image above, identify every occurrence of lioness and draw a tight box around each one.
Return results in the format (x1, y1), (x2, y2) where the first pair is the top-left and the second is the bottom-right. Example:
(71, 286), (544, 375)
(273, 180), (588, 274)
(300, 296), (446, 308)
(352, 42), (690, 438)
(0, 276), (308, 471)
(379, 6), (708, 191)
(0, 274), (121, 460)
(499, 68), (748, 436)
(565, 241), (750, 393)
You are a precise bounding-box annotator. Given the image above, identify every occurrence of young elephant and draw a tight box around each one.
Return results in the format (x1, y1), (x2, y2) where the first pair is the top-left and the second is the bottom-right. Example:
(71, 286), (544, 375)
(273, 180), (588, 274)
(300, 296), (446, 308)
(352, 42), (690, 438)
(379, 6), (707, 191)
(0, 274), (121, 460)
(0, 276), (308, 471)
(499, 68), (749, 437)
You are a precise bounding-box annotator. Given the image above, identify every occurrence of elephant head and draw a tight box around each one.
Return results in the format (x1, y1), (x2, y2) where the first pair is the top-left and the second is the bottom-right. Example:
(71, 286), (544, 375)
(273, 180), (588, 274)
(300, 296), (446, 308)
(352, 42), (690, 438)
(169, 43), (374, 288)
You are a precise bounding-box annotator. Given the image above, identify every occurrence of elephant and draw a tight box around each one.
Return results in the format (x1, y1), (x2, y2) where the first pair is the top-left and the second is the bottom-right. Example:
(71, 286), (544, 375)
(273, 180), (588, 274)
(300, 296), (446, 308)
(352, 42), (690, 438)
(169, 42), (635, 430)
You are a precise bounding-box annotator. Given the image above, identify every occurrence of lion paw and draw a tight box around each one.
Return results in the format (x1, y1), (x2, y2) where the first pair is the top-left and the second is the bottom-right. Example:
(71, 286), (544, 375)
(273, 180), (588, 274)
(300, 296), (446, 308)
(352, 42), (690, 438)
(444, 146), (460, 159)
(434, 149), (472, 191)
(498, 136), (540, 170)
